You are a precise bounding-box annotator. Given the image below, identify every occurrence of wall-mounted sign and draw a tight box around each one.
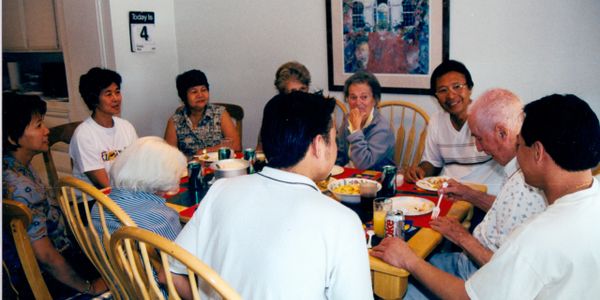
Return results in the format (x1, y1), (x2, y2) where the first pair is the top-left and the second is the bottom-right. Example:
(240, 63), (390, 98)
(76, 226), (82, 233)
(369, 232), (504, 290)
(129, 11), (156, 52)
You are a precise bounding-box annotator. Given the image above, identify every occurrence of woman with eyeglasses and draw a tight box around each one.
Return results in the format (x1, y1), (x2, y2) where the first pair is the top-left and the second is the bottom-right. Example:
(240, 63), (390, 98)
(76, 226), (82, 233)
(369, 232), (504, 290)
(404, 60), (504, 195)
(336, 71), (395, 171)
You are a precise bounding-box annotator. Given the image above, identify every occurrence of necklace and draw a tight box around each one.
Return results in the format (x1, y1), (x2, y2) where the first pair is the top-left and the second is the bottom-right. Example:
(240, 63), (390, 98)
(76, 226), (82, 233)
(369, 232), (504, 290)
(257, 172), (318, 192)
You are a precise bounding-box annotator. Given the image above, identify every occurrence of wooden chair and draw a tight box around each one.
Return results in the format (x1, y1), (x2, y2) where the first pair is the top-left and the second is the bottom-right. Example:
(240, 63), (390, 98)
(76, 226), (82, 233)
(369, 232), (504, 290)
(333, 98), (348, 129)
(214, 103), (244, 142)
(110, 226), (242, 300)
(377, 101), (430, 170)
(3, 200), (52, 300)
(42, 121), (81, 197)
(57, 176), (137, 300)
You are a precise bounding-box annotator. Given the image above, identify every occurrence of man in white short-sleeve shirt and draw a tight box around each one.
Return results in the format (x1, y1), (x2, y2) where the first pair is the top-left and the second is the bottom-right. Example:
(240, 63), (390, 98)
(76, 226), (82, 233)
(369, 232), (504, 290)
(371, 94), (600, 299)
(165, 92), (373, 299)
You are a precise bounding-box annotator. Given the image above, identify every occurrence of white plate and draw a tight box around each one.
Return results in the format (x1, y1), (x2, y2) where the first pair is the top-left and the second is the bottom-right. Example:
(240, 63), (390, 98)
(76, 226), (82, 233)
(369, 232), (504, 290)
(415, 176), (452, 191)
(390, 196), (435, 216)
(195, 151), (219, 162)
(330, 165), (344, 176)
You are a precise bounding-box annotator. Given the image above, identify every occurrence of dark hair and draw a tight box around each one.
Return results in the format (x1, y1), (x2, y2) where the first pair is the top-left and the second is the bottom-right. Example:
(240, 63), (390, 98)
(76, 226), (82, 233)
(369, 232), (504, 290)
(343, 71), (381, 103)
(521, 94), (600, 171)
(430, 60), (474, 95)
(176, 69), (209, 108)
(260, 92), (335, 169)
(274, 62), (311, 94)
(78, 67), (122, 111)
(2, 92), (47, 152)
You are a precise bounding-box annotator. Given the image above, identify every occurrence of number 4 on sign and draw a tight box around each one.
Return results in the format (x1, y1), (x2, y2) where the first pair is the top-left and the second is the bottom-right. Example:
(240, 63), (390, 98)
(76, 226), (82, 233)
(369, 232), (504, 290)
(140, 25), (149, 41)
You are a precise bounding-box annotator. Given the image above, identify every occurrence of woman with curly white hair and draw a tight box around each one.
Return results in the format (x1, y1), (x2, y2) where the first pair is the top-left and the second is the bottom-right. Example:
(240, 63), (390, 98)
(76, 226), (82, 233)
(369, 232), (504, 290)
(91, 136), (187, 240)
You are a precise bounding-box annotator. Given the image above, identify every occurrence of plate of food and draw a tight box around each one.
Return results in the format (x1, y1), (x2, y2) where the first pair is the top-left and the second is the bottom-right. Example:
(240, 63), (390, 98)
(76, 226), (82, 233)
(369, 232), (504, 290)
(390, 196), (435, 216)
(316, 176), (336, 192)
(195, 151), (219, 162)
(327, 178), (381, 204)
(330, 165), (344, 176)
(416, 176), (452, 192)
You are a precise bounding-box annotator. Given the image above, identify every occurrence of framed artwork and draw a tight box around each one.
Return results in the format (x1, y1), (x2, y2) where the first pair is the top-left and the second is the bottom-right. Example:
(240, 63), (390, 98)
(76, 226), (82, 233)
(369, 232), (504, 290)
(326, 0), (449, 94)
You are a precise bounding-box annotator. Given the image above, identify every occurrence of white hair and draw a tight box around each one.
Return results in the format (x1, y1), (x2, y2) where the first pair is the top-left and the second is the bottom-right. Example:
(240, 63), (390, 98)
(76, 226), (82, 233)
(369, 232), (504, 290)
(110, 136), (187, 193)
(469, 88), (524, 135)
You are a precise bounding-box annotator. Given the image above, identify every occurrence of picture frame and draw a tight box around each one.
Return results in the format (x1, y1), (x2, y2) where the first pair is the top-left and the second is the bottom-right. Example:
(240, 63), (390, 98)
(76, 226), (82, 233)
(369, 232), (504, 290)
(326, 0), (449, 94)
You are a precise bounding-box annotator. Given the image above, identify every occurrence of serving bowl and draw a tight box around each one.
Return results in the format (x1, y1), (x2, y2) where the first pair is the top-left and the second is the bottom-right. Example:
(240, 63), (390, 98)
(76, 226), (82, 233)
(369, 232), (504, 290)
(327, 178), (382, 204)
(210, 159), (250, 179)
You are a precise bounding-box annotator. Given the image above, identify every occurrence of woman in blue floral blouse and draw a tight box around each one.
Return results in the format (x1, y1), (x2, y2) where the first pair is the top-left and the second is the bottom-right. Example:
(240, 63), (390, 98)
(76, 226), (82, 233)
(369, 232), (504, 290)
(2, 93), (107, 297)
(164, 69), (241, 158)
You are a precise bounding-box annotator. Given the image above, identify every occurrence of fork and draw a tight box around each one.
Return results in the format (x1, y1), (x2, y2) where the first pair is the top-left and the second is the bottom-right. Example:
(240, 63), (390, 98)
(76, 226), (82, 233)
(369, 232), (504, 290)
(431, 182), (448, 219)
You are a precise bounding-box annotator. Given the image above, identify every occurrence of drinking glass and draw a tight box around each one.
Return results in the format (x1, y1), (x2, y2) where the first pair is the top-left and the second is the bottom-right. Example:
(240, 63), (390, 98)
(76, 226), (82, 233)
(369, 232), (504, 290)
(359, 182), (378, 224)
(373, 197), (392, 238)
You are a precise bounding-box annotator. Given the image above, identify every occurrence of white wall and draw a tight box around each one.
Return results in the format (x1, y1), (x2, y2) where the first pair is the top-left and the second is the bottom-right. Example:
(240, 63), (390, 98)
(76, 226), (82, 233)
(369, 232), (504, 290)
(108, 0), (180, 137)
(174, 0), (599, 148)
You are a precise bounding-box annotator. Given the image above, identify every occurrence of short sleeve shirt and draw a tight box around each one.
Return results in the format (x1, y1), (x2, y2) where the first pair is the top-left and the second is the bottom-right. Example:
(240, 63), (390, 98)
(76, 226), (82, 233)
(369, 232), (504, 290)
(2, 155), (71, 251)
(171, 104), (225, 157)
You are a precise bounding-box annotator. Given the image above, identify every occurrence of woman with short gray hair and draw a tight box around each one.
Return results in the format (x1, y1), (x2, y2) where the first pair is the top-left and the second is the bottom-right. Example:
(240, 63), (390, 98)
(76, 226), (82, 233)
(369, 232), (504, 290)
(92, 136), (187, 240)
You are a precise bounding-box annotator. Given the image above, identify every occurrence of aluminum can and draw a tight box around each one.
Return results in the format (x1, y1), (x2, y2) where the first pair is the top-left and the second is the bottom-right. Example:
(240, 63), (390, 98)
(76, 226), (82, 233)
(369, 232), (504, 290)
(243, 148), (256, 174)
(384, 210), (405, 239)
(218, 147), (231, 160)
(380, 165), (397, 197)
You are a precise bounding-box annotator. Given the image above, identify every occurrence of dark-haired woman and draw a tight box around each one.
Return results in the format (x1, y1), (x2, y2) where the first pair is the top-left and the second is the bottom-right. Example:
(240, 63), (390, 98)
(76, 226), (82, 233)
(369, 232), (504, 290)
(164, 69), (240, 158)
(2, 93), (107, 297)
(69, 67), (138, 188)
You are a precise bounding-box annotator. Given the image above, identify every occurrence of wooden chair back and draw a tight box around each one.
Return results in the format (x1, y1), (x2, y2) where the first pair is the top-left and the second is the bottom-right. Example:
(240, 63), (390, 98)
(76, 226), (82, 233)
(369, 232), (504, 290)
(110, 226), (242, 300)
(43, 121), (81, 197)
(57, 176), (136, 300)
(3, 199), (52, 300)
(333, 98), (349, 130)
(377, 101), (430, 170)
(214, 103), (244, 142)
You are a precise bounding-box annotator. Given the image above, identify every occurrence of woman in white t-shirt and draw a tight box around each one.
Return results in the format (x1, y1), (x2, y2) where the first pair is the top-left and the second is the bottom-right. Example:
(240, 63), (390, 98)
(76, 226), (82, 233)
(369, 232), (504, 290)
(69, 67), (138, 188)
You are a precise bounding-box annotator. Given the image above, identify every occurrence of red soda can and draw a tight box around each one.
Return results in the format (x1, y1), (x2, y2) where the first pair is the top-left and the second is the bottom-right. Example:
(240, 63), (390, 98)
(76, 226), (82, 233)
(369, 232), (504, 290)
(384, 210), (405, 239)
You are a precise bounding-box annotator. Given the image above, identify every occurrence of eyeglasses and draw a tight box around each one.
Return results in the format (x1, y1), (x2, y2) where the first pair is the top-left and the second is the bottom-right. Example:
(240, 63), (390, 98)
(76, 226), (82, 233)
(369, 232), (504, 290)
(435, 83), (468, 97)
(347, 94), (373, 103)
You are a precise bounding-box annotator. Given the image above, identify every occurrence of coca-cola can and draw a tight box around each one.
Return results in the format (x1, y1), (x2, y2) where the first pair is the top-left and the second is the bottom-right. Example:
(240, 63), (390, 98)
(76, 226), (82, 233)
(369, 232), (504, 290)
(384, 210), (405, 239)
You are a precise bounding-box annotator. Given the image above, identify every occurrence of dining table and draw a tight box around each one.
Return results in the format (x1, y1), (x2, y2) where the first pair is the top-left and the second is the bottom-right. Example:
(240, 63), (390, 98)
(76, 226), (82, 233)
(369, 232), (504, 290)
(163, 166), (486, 300)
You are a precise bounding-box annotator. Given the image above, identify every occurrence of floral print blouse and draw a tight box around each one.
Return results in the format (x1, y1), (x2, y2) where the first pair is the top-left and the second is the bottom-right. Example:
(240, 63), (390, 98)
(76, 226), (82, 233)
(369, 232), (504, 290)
(171, 104), (225, 157)
(2, 155), (71, 251)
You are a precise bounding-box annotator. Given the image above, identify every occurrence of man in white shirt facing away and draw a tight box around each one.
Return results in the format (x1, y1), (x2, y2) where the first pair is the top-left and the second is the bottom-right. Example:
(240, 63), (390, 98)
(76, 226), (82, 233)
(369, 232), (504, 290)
(165, 92), (373, 299)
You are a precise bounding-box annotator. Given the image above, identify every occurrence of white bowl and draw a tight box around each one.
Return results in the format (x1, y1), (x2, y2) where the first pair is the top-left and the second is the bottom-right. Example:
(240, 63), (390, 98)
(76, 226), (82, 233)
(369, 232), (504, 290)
(327, 178), (382, 204)
(210, 159), (249, 179)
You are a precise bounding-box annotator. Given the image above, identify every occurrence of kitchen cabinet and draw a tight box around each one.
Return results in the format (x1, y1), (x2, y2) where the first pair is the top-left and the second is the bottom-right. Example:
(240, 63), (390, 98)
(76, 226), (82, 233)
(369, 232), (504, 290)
(2, 0), (60, 51)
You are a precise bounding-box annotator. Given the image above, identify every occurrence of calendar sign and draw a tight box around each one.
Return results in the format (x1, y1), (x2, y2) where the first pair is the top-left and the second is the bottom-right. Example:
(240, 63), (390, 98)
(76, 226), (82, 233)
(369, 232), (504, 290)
(129, 11), (156, 52)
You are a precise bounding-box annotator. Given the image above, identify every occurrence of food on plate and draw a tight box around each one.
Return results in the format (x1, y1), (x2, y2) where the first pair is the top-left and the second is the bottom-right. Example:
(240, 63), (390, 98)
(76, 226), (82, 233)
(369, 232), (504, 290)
(426, 177), (449, 189)
(414, 201), (433, 213)
(316, 177), (334, 191)
(416, 176), (452, 191)
(332, 183), (360, 195)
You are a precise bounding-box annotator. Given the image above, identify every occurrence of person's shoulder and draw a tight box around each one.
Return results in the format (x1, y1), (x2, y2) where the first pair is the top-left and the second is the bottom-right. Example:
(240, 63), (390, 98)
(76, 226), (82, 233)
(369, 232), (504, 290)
(71, 117), (95, 139)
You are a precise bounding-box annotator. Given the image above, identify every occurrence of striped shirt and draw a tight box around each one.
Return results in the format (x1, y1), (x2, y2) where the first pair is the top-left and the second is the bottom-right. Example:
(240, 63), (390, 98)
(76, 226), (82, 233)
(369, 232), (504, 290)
(91, 188), (182, 241)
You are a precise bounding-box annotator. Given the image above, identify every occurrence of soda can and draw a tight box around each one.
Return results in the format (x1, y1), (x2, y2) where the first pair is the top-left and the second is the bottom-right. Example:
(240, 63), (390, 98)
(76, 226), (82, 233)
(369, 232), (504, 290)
(384, 210), (405, 239)
(218, 147), (231, 160)
(243, 148), (256, 174)
(380, 165), (397, 197)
